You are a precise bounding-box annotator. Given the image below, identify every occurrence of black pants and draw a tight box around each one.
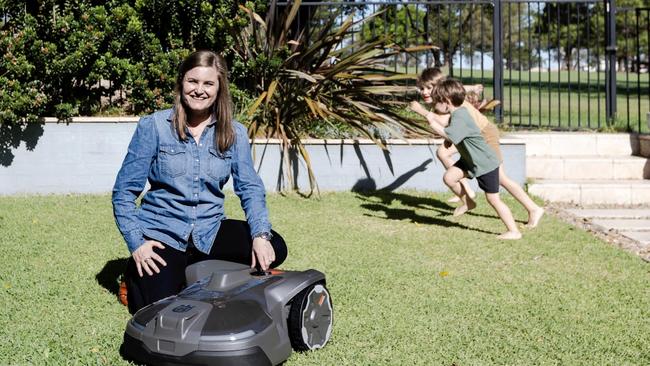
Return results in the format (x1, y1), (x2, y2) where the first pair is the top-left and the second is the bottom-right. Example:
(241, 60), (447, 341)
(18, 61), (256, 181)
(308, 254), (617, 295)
(125, 219), (287, 314)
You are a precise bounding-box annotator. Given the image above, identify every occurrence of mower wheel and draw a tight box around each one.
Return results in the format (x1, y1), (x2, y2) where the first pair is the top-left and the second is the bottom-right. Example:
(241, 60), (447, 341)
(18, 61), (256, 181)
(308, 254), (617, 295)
(288, 283), (333, 351)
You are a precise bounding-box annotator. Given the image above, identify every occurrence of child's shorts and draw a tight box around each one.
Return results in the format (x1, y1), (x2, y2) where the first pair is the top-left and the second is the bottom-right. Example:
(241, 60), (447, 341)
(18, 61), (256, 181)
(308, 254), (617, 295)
(454, 161), (500, 193)
(476, 167), (500, 193)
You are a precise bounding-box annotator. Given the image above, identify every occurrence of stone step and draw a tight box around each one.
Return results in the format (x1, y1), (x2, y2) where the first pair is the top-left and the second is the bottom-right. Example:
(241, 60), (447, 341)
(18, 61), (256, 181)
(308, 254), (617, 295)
(619, 231), (650, 245)
(564, 208), (650, 249)
(527, 155), (650, 180)
(507, 132), (637, 157)
(589, 218), (650, 231)
(565, 208), (650, 219)
(528, 179), (650, 205)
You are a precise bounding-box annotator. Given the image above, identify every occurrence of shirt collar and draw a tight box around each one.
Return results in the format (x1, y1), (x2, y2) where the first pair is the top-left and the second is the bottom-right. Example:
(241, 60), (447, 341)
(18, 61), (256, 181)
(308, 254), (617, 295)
(167, 107), (217, 126)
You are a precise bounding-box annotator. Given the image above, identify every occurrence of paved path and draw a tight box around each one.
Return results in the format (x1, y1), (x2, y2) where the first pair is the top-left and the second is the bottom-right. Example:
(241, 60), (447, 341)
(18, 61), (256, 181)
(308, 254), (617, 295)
(563, 208), (650, 261)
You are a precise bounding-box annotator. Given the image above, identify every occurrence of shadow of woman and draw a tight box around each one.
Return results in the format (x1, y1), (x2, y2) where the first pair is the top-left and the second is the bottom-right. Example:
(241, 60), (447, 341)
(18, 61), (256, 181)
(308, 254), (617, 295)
(96, 258), (129, 296)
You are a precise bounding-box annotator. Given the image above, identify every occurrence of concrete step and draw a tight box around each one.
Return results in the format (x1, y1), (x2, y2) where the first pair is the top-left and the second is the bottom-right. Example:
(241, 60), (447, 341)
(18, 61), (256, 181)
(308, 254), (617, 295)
(528, 179), (650, 205)
(618, 231), (650, 245)
(565, 208), (650, 219)
(588, 218), (650, 231)
(507, 132), (636, 156)
(527, 155), (650, 180)
(564, 208), (650, 246)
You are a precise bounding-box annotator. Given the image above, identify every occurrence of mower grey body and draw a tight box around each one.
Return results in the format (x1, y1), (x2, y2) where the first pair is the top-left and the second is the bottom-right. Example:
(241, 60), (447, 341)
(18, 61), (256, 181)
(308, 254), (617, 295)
(122, 260), (329, 366)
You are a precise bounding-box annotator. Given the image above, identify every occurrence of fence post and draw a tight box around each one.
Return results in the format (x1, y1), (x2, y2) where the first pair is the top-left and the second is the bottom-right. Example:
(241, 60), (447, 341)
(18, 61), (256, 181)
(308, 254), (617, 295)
(492, 0), (504, 123)
(605, 0), (617, 124)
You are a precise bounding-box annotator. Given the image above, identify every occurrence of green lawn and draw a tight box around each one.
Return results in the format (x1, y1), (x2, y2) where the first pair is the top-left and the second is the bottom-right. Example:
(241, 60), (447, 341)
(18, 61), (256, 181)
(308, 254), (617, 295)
(462, 69), (650, 133)
(1, 192), (649, 365)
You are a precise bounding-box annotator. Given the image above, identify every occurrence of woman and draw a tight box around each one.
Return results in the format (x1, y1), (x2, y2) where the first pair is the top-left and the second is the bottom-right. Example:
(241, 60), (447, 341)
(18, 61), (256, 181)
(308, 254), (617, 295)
(112, 50), (287, 314)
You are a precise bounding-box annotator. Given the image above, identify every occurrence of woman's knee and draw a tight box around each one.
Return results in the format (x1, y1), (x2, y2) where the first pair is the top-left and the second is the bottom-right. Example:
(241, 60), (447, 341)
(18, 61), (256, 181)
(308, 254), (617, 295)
(270, 230), (288, 268)
(125, 246), (187, 314)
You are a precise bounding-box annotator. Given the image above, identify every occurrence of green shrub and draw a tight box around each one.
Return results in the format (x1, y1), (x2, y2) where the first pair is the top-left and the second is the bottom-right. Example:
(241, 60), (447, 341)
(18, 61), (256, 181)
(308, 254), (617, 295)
(0, 0), (266, 123)
(231, 0), (434, 193)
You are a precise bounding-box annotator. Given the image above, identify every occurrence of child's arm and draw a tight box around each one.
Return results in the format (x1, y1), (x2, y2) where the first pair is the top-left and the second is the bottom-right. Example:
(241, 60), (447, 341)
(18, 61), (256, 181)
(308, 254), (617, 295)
(409, 101), (430, 118)
(425, 113), (449, 139)
(410, 101), (447, 138)
(409, 101), (451, 128)
(464, 84), (483, 94)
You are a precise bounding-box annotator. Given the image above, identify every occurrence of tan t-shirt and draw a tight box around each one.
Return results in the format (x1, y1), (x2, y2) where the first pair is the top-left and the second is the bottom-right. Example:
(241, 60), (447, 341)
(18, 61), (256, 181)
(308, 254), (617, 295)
(462, 101), (502, 161)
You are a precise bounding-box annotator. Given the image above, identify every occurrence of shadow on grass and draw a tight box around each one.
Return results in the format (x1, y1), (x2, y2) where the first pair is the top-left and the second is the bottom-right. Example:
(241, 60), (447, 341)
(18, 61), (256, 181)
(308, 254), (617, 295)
(358, 200), (497, 235)
(96, 257), (129, 295)
(357, 189), (454, 213)
(119, 344), (147, 366)
(350, 159), (500, 235)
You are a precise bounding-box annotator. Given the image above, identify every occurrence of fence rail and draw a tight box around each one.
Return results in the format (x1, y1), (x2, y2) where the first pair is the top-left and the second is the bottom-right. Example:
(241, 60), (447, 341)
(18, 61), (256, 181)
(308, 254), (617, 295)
(277, 0), (650, 132)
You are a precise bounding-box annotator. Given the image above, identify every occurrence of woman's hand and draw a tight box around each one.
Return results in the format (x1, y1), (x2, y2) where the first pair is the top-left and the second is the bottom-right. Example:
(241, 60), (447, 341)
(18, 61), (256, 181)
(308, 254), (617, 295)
(132, 240), (167, 277)
(251, 237), (276, 271)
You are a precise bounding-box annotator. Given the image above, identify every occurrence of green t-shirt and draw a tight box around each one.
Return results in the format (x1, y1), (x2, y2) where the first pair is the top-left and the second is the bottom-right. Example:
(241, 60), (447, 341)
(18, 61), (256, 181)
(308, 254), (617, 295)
(444, 106), (500, 178)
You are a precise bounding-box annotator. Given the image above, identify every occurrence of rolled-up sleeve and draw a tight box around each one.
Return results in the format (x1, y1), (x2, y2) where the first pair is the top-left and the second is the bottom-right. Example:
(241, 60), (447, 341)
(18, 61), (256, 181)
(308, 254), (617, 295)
(230, 122), (271, 238)
(112, 116), (158, 253)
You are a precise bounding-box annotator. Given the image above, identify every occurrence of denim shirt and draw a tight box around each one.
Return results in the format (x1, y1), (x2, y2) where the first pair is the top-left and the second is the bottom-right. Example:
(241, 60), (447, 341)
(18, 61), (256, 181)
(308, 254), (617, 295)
(112, 109), (271, 254)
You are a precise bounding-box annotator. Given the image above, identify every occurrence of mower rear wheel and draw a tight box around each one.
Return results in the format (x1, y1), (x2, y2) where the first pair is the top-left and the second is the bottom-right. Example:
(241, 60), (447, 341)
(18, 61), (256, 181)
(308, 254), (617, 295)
(288, 283), (333, 351)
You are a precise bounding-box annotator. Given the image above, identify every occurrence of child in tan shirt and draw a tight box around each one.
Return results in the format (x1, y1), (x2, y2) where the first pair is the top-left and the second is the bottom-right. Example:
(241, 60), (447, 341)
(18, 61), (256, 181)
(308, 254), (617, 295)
(410, 68), (544, 228)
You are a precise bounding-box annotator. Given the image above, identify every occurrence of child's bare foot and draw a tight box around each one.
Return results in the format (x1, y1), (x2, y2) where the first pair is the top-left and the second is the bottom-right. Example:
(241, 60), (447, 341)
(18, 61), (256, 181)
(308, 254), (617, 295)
(452, 196), (476, 217)
(447, 195), (461, 203)
(525, 208), (545, 228)
(497, 231), (522, 240)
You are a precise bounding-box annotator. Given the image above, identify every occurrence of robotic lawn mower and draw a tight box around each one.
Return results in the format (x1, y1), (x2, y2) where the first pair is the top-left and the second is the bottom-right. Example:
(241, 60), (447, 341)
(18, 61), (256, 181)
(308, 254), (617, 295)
(121, 260), (333, 366)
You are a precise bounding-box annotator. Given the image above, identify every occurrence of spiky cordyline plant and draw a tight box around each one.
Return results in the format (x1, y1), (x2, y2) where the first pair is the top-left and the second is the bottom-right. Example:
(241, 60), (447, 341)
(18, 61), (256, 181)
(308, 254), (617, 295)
(233, 0), (435, 195)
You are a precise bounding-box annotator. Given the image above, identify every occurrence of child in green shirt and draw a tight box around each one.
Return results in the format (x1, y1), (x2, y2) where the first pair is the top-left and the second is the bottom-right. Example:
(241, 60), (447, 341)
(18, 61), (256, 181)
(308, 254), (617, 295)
(428, 78), (521, 240)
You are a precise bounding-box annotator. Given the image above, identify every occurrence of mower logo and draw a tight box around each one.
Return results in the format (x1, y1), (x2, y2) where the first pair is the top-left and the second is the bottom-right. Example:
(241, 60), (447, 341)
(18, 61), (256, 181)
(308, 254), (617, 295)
(172, 304), (194, 313)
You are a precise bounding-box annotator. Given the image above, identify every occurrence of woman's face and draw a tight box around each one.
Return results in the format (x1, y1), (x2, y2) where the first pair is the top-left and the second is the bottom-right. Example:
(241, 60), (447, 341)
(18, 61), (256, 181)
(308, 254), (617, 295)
(182, 66), (219, 116)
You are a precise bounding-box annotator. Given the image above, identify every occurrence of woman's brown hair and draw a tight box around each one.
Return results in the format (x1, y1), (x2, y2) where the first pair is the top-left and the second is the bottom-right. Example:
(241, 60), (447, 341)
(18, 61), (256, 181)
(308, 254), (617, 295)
(172, 50), (234, 153)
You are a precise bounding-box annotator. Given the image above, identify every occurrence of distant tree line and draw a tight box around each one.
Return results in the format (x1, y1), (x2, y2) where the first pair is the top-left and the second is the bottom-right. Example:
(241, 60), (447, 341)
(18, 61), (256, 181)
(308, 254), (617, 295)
(2, 0), (647, 124)
(356, 1), (648, 71)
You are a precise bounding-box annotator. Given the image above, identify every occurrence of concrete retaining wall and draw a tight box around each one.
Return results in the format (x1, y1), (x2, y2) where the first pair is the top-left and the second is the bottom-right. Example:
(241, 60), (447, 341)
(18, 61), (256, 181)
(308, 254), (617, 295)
(0, 119), (526, 195)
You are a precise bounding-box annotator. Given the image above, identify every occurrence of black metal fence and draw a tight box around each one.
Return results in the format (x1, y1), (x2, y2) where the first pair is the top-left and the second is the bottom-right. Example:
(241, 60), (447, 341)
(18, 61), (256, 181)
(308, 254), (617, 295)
(277, 1), (650, 132)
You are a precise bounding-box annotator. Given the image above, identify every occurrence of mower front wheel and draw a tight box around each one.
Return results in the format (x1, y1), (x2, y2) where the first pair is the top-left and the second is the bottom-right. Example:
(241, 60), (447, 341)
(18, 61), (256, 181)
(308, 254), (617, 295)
(288, 283), (333, 351)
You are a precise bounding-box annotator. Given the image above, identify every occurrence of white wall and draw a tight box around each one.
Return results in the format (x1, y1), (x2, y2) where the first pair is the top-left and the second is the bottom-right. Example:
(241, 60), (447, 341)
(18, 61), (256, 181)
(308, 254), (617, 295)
(0, 121), (526, 195)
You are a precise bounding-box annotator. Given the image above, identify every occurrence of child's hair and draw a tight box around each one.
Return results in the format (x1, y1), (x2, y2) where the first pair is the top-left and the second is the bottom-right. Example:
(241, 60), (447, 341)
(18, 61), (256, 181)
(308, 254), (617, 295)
(434, 78), (466, 107)
(465, 90), (482, 109)
(416, 67), (444, 87)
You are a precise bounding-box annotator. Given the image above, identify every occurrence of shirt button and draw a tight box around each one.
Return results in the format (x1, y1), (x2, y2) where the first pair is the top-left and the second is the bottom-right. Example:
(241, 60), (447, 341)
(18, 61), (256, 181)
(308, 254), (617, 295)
(194, 176), (199, 181)
(194, 193), (198, 197)
(195, 159), (199, 162)
(191, 223), (195, 226)
(199, 144), (203, 147)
